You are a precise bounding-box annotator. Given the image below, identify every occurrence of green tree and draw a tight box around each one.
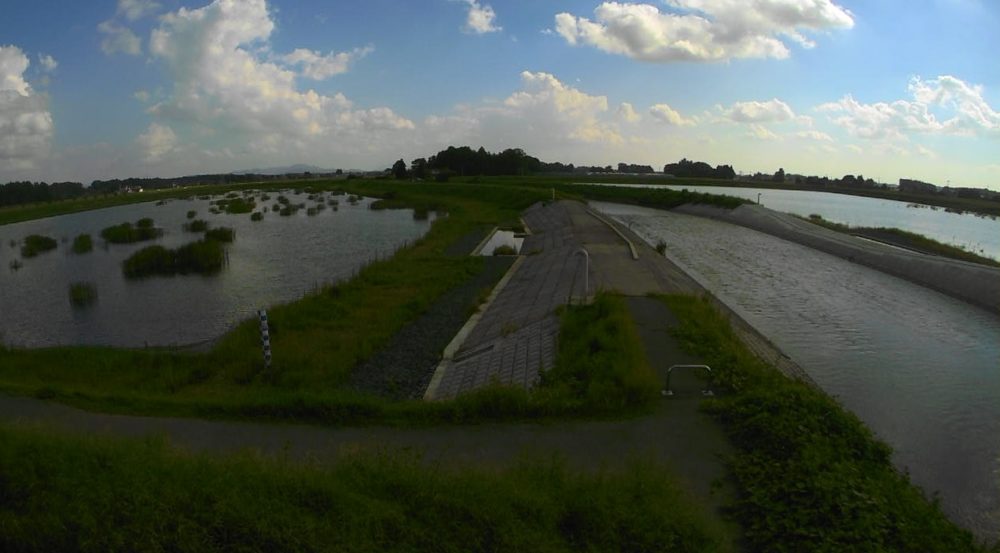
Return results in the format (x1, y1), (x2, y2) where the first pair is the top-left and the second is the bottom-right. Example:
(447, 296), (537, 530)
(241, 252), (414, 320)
(391, 159), (408, 180)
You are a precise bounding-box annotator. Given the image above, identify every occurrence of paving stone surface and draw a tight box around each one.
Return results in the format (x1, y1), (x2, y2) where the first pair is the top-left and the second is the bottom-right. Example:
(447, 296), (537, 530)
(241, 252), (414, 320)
(433, 200), (628, 399)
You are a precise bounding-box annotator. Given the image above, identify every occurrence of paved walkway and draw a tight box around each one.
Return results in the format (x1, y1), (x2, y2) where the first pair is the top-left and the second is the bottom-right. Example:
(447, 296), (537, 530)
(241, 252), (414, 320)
(428, 200), (709, 399)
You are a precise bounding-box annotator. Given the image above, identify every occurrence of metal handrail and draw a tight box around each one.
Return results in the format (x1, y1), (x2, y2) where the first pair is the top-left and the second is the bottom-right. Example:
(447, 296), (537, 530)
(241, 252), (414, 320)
(662, 364), (714, 397)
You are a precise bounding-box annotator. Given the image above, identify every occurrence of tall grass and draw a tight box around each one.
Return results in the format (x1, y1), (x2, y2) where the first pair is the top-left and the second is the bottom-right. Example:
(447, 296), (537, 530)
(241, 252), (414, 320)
(68, 282), (98, 307)
(101, 220), (162, 244)
(0, 423), (731, 553)
(20, 234), (57, 257)
(123, 240), (226, 278)
(71, 233), (93, 254)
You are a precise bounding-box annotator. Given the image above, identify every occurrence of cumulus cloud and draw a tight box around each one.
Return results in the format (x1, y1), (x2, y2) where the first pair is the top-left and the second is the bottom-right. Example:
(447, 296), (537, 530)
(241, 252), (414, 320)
(118, 0), (160, 21)
(37, 54), (58, 72)
(145, 0), (412, 161)
(817, 75), (1000, 140)
(136, 122), (177, 162)
(554, 0), (853, 63)
(98, 21), (142, 55)
(721, 98), (794, 122)
(617, 102), (640, 122)
(133, 89), (150, 102)
(282, 45), (373, 80)
(649, 103), (694, 126)
(501, 71), (620, 143)
(0, 45), (54, 173)
(462, 0), (501, 34)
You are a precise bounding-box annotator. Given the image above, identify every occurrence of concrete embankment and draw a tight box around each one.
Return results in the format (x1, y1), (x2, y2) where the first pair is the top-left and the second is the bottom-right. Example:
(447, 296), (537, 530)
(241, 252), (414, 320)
(675, 203), (1000, 317)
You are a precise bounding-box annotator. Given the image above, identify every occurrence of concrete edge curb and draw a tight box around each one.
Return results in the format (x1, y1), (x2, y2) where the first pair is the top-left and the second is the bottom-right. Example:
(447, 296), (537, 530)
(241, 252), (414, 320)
(585, 206), (639, 260)
(470, 226), (499, 256)
(423, 255), (527, 400)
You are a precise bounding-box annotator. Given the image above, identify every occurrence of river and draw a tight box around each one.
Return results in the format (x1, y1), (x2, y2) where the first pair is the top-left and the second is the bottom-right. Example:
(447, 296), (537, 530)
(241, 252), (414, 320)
(592, 201), (1000, 541)
(580, 183), (1000, 261)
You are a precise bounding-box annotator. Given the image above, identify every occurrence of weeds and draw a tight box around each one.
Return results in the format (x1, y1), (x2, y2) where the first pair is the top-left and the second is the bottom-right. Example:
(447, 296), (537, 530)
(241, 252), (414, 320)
(20, 234), (57, 257)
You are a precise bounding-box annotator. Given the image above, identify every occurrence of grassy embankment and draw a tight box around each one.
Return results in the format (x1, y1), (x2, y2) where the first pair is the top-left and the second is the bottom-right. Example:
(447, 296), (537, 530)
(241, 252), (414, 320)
(0, 423), (731, 553)
(0, 182), (662, 424)
(660, 294), (993, 552)
(803, 213), (1000, 267)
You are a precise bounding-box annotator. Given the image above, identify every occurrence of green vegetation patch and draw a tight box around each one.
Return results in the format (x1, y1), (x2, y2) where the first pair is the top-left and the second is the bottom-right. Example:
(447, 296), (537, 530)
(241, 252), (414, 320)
(217, 197), (255, 214)
(250, 211), (263, 222)
(100, 220), (162, 244)
(204, 227), (235, 243)
(70, 233), (92, 254)
(658, 294), (986, 552)
(68, 282), (97, 307)
(123, 240), (226, 278)
(539, 293), (659, 414)
(20, 234), (57, 258)
(183, 219), (209, 232)
(0, 424), (731, 553)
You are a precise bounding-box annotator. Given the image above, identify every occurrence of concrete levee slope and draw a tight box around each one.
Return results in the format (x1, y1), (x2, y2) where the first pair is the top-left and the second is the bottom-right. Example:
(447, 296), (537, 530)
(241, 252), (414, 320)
(675, 203), (1000, 316)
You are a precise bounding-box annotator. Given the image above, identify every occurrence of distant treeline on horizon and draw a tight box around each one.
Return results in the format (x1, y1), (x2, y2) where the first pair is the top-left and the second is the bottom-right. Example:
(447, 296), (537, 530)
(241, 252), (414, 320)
(3, 145), (998, 208)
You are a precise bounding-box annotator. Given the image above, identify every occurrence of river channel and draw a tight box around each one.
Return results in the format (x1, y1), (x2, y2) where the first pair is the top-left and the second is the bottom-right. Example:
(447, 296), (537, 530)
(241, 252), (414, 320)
(592, 201), (1000, 541)
(581, 183), (1000, 261)
(0, 191), (433, 348)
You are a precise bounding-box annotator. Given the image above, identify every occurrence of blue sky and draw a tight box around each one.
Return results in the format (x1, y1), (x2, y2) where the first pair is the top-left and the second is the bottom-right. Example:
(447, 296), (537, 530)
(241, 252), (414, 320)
(1, 0), (998, 189)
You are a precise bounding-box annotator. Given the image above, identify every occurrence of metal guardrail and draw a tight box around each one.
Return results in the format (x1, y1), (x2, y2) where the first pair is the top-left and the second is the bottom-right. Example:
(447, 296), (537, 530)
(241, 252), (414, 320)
(662, 364), (714, 397)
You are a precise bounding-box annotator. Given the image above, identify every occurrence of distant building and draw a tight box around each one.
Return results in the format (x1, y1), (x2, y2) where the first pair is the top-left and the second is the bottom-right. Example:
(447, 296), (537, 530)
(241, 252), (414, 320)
(898, 178), (938, 194)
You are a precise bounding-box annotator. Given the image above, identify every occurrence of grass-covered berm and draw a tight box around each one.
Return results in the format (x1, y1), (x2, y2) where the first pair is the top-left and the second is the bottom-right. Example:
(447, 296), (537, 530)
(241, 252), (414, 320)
(0, 423), (731, 553)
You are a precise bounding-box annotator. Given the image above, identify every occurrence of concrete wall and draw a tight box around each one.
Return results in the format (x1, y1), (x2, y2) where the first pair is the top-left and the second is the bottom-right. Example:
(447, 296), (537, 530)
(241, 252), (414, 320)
(675, 203), (1000, 317)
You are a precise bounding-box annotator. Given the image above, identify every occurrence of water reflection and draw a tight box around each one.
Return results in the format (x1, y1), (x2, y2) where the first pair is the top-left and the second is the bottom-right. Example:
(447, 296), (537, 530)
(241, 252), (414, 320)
(0, 191), (433, 348)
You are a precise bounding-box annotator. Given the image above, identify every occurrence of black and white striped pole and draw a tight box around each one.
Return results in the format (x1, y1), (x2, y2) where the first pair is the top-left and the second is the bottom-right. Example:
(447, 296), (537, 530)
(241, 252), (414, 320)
(258, 309), (272, 370)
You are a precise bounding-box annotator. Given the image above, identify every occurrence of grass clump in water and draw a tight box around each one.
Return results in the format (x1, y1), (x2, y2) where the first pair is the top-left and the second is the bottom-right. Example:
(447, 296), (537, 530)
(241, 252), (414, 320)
(492, 244), (517, 256)
(100, 220), (162, 244)
(20, 234), (57, 258)
(184, 219), (209, 232)
(250, 211), (263, 222)
(71, 234), (93, 254)
(123, 240), (226, 278)
(186, 210), (197, 219)
(68, 282), (97, 307)
(204, 227), (235, 243)
(217, 197), (255, 214)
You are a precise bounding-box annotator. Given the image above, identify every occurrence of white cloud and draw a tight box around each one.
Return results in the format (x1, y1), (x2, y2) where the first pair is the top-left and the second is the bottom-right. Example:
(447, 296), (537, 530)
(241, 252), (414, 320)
(747, 123), (781, 140)
(282, 45), (373, 80)
(817, 75), (1000, 140)
(501, 71), (620, 143)
(796, 129), (833, 141)
(722, 98), (794, 122)
(98, 21), (142, 56)
(133, 89), (150, 102)
(136, 122), (177, 162)
(617, 102), (640, 123)
(462, 0), (501, 34)
(37, 54), (58, 72)
(118, 0), (160, 21)
(554, 0), (853, 63)
(145, 0), (412, 164)
(0, 45), (54, 174)
(649, 103), (694, 126)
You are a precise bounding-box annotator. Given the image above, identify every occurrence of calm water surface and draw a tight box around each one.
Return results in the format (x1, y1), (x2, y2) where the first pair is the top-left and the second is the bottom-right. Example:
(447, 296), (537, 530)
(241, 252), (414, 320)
(593, 201), (1000, 541)
(0, 191), (433, 347)
(583, 183), (1000, 260)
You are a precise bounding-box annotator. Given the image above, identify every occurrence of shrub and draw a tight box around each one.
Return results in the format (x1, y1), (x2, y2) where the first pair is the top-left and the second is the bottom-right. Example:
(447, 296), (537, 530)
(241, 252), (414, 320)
(71, 234), (93, 254)
(655, 240), (667, 255)
(68, 282), (97, 307)
(20, 234), (57, 257)
(492, 245), (517, 256)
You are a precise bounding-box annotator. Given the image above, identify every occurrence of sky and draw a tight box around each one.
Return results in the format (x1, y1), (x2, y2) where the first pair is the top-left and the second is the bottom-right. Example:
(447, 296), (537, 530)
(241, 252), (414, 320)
(1, 0), (998, 189)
